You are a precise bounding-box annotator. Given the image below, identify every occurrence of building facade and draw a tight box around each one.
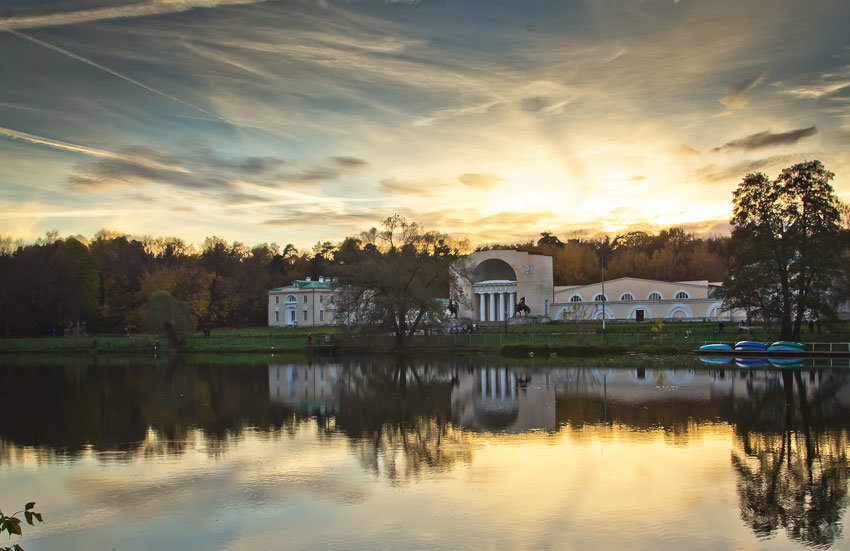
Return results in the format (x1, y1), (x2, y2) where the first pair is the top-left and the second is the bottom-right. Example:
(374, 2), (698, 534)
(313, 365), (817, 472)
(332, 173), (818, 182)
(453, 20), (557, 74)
(455, 250), (555, 322)
(267, 276), (339, 327)
(455, 251), (743, 322)
(552, 277), (742, 321)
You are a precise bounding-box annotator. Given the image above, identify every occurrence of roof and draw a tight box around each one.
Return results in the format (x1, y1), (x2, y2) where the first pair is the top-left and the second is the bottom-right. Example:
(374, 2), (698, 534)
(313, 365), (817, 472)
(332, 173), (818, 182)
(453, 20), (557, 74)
(269, 279), (335, 292)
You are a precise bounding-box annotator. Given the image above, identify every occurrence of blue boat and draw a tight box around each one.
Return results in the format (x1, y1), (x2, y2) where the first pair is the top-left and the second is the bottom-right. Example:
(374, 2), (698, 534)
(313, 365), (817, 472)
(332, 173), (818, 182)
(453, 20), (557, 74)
(769, 358), (806, 368)
(768, 341), (806, 352)
(735, 341), (768, 352)
(699, 343), (732, 352)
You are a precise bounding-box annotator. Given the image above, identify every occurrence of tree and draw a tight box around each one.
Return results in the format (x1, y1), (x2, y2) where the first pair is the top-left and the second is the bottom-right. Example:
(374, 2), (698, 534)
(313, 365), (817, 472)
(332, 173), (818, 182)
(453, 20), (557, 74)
(145, 291), (196, 346)
(723, 161), (845, 339)
(0, 502), (43, 550)
(333, 215), (467, 348)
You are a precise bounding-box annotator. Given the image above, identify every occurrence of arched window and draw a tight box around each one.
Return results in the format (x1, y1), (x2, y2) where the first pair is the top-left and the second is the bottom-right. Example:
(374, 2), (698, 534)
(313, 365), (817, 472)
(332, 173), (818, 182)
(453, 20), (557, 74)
(648, 292), (662, 301)
(285, 295), (297, 303)
(675, 291), (690, 299)
(620, 293), (634, 301)
(594, 294), (606, 302)
(570, 294), (582, 302)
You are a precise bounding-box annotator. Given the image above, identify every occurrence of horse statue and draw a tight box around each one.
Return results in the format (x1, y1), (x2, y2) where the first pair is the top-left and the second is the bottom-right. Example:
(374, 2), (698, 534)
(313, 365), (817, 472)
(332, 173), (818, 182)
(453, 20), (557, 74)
(447, 299), (459, 319)
(515, 297), (531, 317)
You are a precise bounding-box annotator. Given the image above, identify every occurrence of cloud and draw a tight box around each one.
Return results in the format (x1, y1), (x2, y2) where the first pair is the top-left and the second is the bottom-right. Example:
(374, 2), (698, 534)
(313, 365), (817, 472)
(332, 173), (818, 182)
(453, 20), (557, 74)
(379, 178), (441, 197)
(719, 72), (766, 110)
(672, 144), (700, 157)
(457, 173), (503, 190)
(711, 126), (817, 153)
(694, 153), (812, 183)
(0, 1), (270, 30)
(0, 125), (121, 159)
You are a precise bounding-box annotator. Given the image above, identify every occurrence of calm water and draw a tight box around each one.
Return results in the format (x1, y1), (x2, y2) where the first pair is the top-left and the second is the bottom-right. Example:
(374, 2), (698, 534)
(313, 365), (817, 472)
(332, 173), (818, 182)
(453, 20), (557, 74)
(1, 355), (848, 550)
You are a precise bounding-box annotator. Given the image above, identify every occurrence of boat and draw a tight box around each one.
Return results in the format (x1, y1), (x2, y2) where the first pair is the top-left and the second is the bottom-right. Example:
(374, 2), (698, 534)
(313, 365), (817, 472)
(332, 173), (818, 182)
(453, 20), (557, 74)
(768, 341), (806, 352)
(735, 341), (768, 352)
(699, 343), (732, 352)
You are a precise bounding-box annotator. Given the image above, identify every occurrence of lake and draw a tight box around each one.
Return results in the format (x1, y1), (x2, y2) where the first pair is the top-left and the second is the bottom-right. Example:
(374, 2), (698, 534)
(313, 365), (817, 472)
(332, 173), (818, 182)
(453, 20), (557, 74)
(1, 354), (848, 550)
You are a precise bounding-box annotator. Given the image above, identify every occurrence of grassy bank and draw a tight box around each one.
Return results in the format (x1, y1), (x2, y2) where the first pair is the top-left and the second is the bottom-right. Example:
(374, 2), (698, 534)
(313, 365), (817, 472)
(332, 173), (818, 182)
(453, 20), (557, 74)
(2, 320), (847, 356)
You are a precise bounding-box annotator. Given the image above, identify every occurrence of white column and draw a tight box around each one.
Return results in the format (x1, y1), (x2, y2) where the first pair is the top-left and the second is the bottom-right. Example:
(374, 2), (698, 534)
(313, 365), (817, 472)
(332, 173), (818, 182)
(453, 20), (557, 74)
(498, 292), (506, 321)
(500, 368), (507, 398)
(480, 369), (487, 397)
(488, 293), (496, 322)
(479, 293), (486, 322)
(489, 369), (497, 397)
(508, 292), (516, 318)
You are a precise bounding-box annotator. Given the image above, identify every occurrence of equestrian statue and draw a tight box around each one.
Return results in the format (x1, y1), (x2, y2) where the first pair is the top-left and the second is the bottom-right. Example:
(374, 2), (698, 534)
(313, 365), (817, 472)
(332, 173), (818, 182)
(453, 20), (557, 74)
(447, 299), (459, 319)
(515, 297), (531, 317)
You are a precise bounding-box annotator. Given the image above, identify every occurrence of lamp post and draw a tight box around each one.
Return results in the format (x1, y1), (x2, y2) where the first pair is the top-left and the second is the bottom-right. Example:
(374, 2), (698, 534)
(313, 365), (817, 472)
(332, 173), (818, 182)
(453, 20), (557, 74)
(597, 245), (606, 332)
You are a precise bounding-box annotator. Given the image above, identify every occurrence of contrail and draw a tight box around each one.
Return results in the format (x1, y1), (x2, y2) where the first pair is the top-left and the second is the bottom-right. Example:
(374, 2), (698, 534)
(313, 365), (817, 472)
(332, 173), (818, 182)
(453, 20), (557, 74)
(0, 0), (269, 30)
(0, 25), (267, 136)
(0, 125), (122, 158)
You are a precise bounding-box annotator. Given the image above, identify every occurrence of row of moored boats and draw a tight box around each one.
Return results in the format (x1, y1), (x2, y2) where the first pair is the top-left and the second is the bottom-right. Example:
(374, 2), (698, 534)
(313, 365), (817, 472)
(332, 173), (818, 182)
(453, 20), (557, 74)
(699, 341), (806, 353)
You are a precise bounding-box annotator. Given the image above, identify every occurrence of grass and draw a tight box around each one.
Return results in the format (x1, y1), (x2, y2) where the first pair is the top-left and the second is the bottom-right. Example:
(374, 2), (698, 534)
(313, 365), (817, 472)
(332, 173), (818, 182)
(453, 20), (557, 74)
(1, 320), (847, 355)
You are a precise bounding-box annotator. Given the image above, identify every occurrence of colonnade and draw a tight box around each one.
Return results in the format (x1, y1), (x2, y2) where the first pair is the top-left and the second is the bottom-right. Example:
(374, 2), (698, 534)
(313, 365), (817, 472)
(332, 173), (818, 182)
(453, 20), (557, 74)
(476, 291), (516, 322)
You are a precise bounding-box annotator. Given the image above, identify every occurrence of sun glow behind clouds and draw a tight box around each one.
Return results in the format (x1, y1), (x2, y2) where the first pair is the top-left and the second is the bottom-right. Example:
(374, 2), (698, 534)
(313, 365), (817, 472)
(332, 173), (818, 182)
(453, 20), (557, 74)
(0, 0), (847, 246)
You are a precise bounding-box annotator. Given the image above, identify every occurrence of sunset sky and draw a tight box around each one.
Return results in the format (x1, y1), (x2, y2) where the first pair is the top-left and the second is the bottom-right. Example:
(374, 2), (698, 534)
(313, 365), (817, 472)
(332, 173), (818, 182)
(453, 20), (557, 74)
(1, 0), (849, 249)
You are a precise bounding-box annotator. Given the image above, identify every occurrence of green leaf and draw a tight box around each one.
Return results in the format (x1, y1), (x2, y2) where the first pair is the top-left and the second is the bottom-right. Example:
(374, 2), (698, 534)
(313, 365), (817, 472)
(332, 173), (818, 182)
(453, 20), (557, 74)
(7, 518), (21, 536)
(24, 503), (35, 511)
(24, 511), (32, 526)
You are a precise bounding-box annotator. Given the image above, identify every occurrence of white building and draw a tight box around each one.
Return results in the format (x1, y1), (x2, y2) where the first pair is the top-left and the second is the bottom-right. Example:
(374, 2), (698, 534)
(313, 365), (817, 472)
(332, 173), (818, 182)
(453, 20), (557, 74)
(455, 251), (744, 322)
(267, 276), (339, 327)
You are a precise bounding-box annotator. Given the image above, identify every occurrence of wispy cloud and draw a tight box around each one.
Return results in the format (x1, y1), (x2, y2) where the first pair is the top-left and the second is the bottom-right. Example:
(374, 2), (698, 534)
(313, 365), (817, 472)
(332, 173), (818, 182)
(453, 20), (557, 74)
(0, 125), (121, 159)
(457, 173), (503, 190)
(0, 1), (270, 30)
(719, 72), (766, 110)
(712, 126), (817, 153)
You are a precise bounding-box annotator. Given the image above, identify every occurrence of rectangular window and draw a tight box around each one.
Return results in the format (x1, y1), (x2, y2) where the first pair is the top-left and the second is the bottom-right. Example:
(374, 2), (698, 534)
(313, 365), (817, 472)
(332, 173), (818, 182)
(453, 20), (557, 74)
(274, 311), (279, 322)
(275, 296), (279, 304)
(320, 295), (323, 303)
(320, 309), (324, 321)
(330, 295), (334, 303)
(289, 311), (295, 322)
(303, 310), (307, 321)
(303, 295), (307, 303)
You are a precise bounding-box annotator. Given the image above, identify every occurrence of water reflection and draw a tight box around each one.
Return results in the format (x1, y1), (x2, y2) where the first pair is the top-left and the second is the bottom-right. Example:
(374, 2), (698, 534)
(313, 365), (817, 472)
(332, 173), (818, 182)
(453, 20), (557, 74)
(2, 357), (850, 549)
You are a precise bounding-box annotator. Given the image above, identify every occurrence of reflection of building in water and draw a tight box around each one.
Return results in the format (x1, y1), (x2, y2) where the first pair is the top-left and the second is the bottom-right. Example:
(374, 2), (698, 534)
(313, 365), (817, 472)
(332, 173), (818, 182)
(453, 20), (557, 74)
(452, 367), (557, 433)
(268, 364), (342, 415)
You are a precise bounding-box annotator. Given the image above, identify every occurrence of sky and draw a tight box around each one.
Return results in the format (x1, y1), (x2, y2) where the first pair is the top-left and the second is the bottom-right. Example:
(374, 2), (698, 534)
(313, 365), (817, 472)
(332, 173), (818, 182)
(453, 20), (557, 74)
(1, 0), (849, 249)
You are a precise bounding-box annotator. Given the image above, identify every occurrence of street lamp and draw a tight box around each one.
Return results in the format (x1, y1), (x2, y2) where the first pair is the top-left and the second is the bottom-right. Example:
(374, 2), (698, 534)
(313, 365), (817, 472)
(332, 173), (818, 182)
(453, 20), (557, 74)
(597, 245), (606, 332)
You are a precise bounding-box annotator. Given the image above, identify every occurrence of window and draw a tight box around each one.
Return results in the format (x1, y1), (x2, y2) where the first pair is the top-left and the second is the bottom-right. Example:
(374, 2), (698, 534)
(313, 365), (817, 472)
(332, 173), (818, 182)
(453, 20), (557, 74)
(675, 291), (689, 299)
(594, 294), (606, 302)
(274, 311), (279, 322)
(285, 295), (296, 303)
(319, 295), (323, 303)
(330, 295), (334, 303)
(620, 293), (634, 301)
(303, 295), (308, 303)
(648, 292), (662, 300)
(319, 309), (324, 321)
(274, 296), (279, 304)
(289, 311), (295, 322)
(303, 310), (307, 321)
(570, 295), (582, 302)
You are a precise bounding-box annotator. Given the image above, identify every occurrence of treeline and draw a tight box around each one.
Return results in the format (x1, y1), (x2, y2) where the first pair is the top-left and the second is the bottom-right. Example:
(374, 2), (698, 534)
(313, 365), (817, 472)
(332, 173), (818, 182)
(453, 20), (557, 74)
(0, 231), (332, 337)
(478, 227), (729, 285)
(0, 226), (728, 336)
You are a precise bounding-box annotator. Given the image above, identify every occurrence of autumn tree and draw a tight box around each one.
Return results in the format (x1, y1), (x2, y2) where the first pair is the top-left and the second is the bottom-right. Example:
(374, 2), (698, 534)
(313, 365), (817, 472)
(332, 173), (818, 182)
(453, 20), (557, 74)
(333, 215), (467, 348)
(723, 161), (845, 339)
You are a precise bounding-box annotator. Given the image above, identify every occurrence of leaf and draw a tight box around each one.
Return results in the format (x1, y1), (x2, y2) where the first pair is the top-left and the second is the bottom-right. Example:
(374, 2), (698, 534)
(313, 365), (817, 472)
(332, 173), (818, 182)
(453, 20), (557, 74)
(24, 512), (33, 526)
(33, 513), (43, 523)
(13, 545), (23, 551)
(7, 518), (21, 536)
(24, 503), (34, 511)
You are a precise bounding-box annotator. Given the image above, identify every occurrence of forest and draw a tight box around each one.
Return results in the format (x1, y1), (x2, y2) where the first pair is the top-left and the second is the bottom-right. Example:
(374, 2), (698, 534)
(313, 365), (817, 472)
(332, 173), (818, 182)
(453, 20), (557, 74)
(0, 226), (730, 336)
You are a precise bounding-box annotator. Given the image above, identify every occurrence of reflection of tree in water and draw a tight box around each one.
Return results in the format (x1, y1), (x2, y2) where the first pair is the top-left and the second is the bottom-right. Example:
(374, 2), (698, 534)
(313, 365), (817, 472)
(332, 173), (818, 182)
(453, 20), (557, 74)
(732, 369), (850, 548)
(0, 357), (296, 461)
(331, 360), (472, 484)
